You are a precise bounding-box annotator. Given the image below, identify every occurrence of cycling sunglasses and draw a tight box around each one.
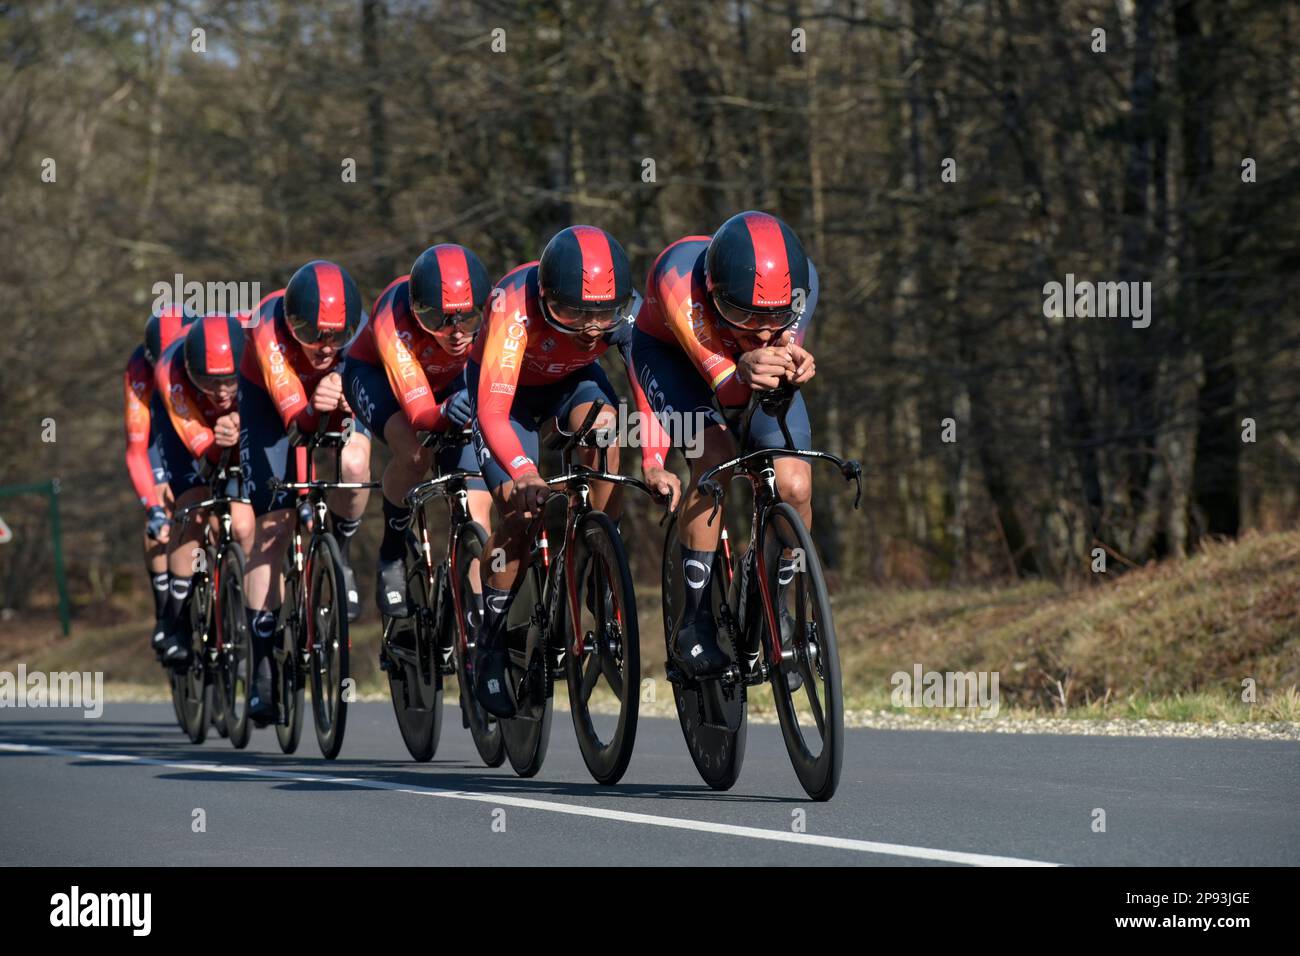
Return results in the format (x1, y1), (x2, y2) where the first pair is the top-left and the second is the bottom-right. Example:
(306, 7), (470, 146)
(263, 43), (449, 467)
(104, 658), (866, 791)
(712, 294), (800, 333)
(287, 314), (351, 349)
(192, 372), (238, 396)
(546, 299), (632, 334)
(411, 300), (483, 335)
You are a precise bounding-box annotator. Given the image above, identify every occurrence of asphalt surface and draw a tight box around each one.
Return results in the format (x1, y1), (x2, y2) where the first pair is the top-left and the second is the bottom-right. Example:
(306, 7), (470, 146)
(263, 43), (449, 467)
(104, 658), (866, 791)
(1, 703), (1297, 866)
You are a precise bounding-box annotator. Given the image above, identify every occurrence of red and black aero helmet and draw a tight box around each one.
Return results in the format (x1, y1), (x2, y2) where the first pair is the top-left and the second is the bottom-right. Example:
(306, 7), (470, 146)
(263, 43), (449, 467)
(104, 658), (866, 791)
(284, 259), (363, 347)
(706, 211), (809, 328)
(184, 314), (245, 394)
(408, 243), (491, 333)
(537, 225), (633, 328)
(144, 305), (197, 366)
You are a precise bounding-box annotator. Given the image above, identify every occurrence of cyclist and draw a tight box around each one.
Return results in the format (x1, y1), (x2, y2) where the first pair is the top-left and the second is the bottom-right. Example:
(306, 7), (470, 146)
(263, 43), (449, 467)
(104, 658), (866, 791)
(238, 260), (369, 724)
(124, 305), (195, 653)
(152, 314), (255, 665)
(632, 211), (819, 684)
(342, 243), (493, 619)
(469, 225), (679, 718)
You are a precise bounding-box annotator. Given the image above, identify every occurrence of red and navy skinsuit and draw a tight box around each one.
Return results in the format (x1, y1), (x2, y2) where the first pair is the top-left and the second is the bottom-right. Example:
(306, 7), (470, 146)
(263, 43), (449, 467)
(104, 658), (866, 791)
(237, 289), (352, 515)
(153, 338), (240, 497)
(342, 275), (482, 481)
(631, 236), (820, 463)
(123, 311), (190, 508)
(467, 261), (663, 488)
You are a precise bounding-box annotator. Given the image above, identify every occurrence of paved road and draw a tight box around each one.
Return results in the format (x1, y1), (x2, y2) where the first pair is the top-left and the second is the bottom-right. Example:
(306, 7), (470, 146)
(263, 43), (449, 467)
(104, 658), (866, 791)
(1, 704), (1296, 866)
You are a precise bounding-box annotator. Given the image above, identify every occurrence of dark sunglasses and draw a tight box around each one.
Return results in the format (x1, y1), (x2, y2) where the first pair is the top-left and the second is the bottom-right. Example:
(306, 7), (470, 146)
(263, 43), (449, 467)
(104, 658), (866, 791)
(192, 373), (237, 396)
(712, 295), (800, 333)
(287, 314), (351, 349)
(411, 300), (483, 334)
(546, 299), (632, 334)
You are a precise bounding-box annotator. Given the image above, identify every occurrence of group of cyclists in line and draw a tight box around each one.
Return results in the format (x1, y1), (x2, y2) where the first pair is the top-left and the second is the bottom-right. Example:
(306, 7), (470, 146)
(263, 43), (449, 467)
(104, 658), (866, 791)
(123, 210), (821, 729)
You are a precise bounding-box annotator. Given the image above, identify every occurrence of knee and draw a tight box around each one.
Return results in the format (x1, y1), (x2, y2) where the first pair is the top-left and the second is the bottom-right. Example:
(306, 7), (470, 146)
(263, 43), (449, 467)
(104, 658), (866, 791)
(231, 507), (255, 549)
(341, 443), (370, 481)
(396, 445), (431, 474)
(780, 469), (813, 510)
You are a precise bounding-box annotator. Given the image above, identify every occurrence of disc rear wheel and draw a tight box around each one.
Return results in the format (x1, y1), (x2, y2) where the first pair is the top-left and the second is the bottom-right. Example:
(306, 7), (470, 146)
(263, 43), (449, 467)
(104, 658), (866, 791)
(385, 550), (443, 762)
(661, 513), (746, 791)
(500, 562), (553, 777)
(453, 522), (504, 767)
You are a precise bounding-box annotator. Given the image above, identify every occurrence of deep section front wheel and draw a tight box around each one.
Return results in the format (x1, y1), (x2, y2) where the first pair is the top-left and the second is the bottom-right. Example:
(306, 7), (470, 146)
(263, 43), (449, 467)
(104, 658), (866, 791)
(762, 502), (843, 801)
(453, 522), (504, 767)
(308, 533), (350, 759)
(274, 549), (304, 755)
(179, 562), (212, 744)
(565, 510), (639, 785)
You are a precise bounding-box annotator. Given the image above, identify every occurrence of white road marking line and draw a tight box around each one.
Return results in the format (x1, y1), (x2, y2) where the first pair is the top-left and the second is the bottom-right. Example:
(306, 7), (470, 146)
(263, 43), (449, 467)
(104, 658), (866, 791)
(0, 741), (1060, 867)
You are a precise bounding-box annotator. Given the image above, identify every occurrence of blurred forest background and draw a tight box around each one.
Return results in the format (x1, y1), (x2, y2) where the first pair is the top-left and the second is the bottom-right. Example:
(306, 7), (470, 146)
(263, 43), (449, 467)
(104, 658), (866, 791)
(1, 0), (1298, 625)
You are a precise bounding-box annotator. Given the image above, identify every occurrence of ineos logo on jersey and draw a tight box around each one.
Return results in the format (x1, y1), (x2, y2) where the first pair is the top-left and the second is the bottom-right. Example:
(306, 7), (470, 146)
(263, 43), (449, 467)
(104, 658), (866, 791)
(499, 315), (529, 370)
(268, 341), (287, 376)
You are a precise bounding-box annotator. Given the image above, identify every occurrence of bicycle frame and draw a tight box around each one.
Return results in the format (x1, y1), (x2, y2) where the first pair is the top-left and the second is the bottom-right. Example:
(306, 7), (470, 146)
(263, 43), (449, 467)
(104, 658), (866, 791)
(268, 423), (380, 652)
(537, 402), (664, 668)
(697, 389), (862, 682)
(403, 430), (483, 664)
(173, 456), (249, 655)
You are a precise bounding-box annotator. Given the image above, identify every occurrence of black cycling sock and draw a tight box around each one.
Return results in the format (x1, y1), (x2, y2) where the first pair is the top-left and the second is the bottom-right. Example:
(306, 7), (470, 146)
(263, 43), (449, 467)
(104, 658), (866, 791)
(679, 545), (715, 625)
(247, 607), (277, 667)
(481, 585), (512, 644)
(379, 497), (409, 562)
(164, 575), (192, 629)
(331, 513), (361, 560)
(777, 555), (798, 604)
(150, 572), (170, 620)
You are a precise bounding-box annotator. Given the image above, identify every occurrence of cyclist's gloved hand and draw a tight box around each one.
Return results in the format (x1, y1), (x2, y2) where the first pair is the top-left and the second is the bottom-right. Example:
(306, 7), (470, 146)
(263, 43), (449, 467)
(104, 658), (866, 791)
(442, 389), (473, 428)
(145, 506), (169, 541)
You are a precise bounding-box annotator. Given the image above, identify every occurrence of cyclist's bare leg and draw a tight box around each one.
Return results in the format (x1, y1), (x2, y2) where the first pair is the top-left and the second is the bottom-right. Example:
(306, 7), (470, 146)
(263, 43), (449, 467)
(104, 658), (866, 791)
(568, 400), (621, 517)
(465, 490), (493, 595)
(380, 415), (431, 505)
(228, 501), (256, 558)
(481, 479), (531, 593)
(322, 431), (372, 521)
(679, 424), (738, 552)
(773, 457), (813, 529)
(143, 481), (173, 574)
(244, 509), (293, 613)
(154, 486), (212, 654)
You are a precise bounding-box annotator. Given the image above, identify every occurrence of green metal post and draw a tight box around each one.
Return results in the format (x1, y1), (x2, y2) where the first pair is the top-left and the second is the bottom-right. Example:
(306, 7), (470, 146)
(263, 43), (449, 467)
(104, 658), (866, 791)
(48, 479), (71, 635)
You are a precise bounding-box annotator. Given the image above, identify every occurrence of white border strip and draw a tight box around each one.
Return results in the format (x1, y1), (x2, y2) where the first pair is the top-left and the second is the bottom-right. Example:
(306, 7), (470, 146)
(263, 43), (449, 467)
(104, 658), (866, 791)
(0, 741), (1060, 867)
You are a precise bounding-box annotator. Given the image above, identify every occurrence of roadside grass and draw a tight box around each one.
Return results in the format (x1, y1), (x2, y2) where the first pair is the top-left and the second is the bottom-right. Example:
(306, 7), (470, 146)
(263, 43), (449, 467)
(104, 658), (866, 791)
(4, 529), (1297, 725)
